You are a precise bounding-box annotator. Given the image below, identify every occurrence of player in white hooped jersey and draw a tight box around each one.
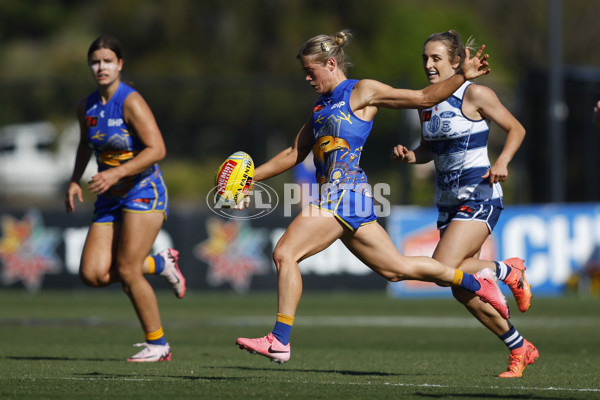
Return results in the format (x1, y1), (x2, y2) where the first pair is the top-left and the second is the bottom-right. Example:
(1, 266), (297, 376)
(422, 80), (503, 214)
(392, 30), (533, 378)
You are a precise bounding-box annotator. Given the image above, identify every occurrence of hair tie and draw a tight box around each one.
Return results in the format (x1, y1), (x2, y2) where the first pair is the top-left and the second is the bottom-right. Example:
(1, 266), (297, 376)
(320, 42), (330, 52)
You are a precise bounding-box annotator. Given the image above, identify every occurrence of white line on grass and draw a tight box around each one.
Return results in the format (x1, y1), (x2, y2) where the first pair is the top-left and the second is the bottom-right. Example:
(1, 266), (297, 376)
(352, 381), (600, 393)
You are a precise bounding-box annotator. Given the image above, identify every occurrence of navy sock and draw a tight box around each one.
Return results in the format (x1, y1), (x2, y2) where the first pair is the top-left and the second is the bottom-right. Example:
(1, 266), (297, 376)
(459, 272), (482, 292)
(272, 321), (292, 345)
(499, 325), (524, 351)
(147, 336), (167, 345)
(494, 261), (512, 281)
(152, 254), (166, 274)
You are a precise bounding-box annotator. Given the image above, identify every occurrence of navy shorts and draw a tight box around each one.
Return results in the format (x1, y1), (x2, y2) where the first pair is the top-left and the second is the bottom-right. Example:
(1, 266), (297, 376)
(437, 202), (502, 232)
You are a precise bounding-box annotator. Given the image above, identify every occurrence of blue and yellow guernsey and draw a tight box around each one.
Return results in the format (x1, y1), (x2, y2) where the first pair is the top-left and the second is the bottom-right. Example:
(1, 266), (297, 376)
(311, 79), (372, 194)
(84, 82), (166, 204)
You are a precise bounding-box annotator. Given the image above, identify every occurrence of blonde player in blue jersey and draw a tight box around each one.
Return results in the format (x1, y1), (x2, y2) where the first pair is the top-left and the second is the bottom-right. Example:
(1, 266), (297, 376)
(65, 35), (186, 362)
(235, 30), (511, 366)
(392, 30), (536, 378)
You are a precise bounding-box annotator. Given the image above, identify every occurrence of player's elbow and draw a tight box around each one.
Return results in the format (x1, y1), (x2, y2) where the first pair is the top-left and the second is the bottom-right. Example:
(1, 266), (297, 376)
(512, 124), (526, 142)
(153, 146), (167, 162)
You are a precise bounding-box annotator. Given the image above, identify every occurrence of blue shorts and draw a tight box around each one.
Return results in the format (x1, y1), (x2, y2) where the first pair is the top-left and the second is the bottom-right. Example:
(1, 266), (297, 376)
(93, 166), (169, 224)
(437, 202), (502, 232)
(311, 187), (377, 231)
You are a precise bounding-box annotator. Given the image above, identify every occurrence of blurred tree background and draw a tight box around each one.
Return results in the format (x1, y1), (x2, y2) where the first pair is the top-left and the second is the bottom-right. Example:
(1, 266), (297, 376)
(1, 0), (600, 208)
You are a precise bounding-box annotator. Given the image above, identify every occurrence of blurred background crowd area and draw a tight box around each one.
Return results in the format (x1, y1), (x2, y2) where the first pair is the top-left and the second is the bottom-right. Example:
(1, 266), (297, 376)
(1, 0), (600, 210)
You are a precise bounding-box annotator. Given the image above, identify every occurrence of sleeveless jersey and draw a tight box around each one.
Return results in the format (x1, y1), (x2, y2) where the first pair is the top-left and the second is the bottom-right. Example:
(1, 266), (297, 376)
(421, 81), (503, 209)
(84, 82), (163, 201)
(311, 79), (373, 192)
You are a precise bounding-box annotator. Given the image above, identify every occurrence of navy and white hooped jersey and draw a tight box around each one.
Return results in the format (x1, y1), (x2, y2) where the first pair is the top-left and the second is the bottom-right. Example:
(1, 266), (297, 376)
(421, 81), (503, 209)
(311, 79), (373, 193)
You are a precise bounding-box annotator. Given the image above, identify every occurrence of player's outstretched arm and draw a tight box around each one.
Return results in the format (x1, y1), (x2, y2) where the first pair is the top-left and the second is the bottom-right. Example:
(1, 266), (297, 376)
(356, 45), (490, 111)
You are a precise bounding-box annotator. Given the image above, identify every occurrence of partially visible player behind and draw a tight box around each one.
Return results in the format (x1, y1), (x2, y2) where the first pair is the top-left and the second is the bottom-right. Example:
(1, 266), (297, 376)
(392, 30), (536, 378)
(65, 35), (186, 362)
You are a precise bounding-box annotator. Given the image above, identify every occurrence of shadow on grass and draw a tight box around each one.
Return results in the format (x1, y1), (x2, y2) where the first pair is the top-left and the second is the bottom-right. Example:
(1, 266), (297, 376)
(218, 365), (408, 377)
(3, 356), (427, 381)
(3, 355), (122, 362)
(73, 369), (399, 383)
(75, 371), (245, 382)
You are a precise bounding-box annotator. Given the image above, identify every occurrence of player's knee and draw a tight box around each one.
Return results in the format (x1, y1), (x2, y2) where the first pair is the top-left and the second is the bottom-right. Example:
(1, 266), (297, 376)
(116, 263), (140, 284)
(79, 267), (110, 287)
(272, 246), (297, 273)
(272, 248), (286, 273)
(79, 272), (96, 287)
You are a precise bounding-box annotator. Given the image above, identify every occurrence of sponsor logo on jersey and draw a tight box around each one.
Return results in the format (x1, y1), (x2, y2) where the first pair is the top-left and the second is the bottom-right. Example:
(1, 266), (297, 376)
(440, 111), (456, 118)
(108, 118), (124, 127)
(422, 110), (432, 122)
(331, 101), (345, 109)
(313, 105), (325, 112)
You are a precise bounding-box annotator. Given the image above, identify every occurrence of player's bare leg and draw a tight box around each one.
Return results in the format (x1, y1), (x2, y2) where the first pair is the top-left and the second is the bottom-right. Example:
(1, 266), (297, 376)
(236, 206), (344, 363)
(436, 220), (537, 377)
(79, 223), (120, 287)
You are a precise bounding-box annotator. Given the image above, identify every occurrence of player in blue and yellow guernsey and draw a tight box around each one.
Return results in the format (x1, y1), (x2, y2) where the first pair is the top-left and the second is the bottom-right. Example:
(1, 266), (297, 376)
(392, 30), (535, 378)
(236, 30), (511, 368)
(65, 35), (186, 362)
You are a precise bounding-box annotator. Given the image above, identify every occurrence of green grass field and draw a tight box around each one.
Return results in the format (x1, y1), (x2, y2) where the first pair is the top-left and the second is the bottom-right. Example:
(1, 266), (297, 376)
(1, 289), (599, 399)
